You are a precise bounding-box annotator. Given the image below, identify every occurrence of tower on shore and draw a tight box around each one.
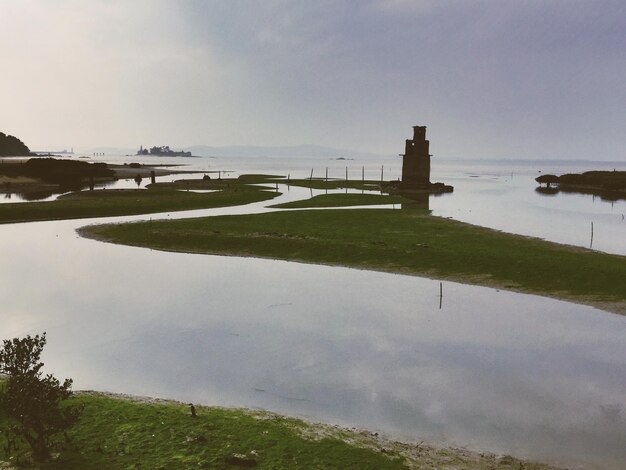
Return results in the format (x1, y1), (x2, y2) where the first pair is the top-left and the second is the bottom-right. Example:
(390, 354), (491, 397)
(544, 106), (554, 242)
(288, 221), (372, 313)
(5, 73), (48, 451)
(401, 125), (431, 188)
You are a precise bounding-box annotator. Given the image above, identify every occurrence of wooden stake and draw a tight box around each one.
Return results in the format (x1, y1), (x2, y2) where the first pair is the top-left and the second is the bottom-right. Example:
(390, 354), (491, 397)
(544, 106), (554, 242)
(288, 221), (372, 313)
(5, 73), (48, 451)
(310, 168), (313, 181)
(439, 282), (443, 309)
(590, 221), (594, 249)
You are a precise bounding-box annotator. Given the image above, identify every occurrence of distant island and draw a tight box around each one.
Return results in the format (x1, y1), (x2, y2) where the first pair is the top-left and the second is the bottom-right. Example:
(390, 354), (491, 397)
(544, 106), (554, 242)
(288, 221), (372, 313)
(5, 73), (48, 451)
(536, 170), (626, 200)
(137, 145), (193, 157)
(0, 132), (30, 156)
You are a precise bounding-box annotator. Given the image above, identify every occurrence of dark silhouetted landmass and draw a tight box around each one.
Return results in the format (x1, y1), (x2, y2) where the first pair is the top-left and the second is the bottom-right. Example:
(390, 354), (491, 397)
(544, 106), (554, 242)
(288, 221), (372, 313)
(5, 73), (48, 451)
(536, 171), (626, 200)
(4, 158), (114, 184)
(0, 132), (30, 156)
(137, 145), (192, 157)
(0, 158), (115, 199)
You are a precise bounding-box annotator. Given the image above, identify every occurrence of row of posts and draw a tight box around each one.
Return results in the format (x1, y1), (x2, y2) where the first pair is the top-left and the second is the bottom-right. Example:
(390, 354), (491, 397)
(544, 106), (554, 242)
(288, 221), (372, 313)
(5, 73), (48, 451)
(306, 166), (385, 184)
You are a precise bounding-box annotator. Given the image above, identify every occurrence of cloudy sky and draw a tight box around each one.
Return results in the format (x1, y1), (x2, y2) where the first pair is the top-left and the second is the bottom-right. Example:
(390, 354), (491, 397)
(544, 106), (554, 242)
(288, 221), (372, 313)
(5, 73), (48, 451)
(1, 0), (625, 159)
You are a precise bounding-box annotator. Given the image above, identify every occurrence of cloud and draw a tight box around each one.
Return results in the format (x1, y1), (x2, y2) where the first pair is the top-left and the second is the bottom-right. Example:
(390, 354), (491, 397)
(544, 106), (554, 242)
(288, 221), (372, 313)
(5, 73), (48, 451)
(1, 0), (625, 158)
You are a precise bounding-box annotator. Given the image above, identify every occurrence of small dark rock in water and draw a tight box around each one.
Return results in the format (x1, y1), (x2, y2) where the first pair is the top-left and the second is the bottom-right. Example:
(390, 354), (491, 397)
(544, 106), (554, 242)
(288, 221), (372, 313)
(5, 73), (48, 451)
(203, 174), (211, 180)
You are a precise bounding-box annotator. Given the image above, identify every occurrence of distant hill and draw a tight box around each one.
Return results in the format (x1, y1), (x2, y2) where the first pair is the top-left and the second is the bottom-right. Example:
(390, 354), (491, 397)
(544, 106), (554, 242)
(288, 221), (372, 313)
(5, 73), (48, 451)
(76, 144), (383, 159)
(184, 144), (383, 159)
(0, 132), (30, 156)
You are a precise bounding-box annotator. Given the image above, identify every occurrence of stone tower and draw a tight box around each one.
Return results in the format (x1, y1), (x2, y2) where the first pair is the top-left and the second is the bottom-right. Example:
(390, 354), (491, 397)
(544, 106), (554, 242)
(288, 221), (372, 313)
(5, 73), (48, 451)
(401, 125), (431, 187)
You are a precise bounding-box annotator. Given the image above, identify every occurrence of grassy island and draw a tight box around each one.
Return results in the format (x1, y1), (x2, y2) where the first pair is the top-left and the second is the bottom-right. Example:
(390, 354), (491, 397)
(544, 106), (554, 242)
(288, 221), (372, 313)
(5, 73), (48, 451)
(0, 391), (560, 469)
(270, 193), (413, 208)
(79, 208), (626, 315)
(0, 176), (279, 224)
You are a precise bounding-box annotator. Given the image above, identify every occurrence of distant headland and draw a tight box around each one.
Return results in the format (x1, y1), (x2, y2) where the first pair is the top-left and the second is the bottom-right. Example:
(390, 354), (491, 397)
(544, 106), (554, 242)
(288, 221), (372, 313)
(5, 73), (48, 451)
(137, 145), (194, 157)
(0, 132), (30, 156)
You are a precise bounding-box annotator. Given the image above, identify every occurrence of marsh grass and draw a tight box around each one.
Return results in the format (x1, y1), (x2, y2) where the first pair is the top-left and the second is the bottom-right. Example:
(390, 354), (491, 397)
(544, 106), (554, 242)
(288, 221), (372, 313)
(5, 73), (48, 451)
(80, 209), (626, 314)
(0, 177), (279, 224)
(1, 393), (406, 469)
(0, 392), (561, 469)
(270, 193), (412, 208)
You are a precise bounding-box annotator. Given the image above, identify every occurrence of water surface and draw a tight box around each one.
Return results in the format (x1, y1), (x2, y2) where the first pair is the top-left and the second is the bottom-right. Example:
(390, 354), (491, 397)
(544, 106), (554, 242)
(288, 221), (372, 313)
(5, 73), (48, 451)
(1, 191), (625, 469)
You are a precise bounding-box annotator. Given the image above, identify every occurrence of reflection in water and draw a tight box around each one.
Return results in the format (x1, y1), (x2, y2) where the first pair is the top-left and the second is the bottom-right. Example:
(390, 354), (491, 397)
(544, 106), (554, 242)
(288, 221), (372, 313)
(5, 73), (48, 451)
(400, 191), (430, 210)
(535, 186), (559, 196)
(1, 214), (625, 469)
(0, 173), (197, 204)
(535, 185), (626, 202)
(1, 158), (626, 469)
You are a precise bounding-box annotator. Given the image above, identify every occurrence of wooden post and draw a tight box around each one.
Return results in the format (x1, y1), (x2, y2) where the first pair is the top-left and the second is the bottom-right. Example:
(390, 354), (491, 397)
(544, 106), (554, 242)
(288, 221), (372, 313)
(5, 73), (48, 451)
(150, 170), (156, 184)
(590, 222), (594, 249)
(439, 282), (443, 309)
(310, 168), (314, 181)
(325, 167), (328, 184)
(345, 166), (348, 181)
(362, 166), (365, 194)
(380, 165), (384, 184)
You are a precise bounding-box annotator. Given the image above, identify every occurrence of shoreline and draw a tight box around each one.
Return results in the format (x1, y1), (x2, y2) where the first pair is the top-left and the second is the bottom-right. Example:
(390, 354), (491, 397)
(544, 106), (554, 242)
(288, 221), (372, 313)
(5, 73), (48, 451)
(76, 389), (565, 470)
(0, 157), (204, 188)
(78, 209), (626, 316)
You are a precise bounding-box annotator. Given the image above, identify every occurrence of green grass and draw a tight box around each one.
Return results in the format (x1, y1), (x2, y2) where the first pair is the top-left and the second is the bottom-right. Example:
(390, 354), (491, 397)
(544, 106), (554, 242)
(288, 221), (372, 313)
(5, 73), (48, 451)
(0, 392), (560, 469)
(270, 193), (412, 208)
(79, 209), (626, 314)
(280, 178), (382, 190)
(0, 177), (279, 224)
(0, 393), (407, 469)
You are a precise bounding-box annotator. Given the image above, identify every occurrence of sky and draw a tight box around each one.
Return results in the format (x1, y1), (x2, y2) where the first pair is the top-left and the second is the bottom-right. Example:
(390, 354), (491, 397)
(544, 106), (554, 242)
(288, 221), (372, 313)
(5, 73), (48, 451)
(1, 0), (625, 160)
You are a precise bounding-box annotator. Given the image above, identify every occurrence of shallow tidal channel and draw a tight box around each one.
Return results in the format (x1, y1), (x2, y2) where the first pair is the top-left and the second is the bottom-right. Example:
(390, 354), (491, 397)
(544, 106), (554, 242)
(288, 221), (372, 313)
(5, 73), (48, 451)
(1, 185), (626, 469)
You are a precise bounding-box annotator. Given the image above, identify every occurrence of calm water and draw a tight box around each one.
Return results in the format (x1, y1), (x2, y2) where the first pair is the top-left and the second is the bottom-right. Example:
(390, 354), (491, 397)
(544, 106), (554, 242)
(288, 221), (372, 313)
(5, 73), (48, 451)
(4, 154), (625, 254)
(1, 156), (625, 468)
(88, 153), (626, 255)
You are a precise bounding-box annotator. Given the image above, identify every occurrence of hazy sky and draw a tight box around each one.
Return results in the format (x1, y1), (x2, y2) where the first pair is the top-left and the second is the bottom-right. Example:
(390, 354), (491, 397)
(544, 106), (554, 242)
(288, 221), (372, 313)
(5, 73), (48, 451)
(1, 0), (625, 159)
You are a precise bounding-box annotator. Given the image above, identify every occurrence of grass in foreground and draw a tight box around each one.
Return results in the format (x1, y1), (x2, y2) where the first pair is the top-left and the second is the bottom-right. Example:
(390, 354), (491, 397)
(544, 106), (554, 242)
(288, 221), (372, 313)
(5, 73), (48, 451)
(0, 177), (279, 224)
(79, 209), (626, 314)
(0, 392), (560, 469)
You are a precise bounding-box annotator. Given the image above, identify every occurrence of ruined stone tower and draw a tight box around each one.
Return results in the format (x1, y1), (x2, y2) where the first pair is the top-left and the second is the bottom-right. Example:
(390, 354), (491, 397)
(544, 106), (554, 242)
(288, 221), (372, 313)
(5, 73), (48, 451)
(401, 126), (431, 187)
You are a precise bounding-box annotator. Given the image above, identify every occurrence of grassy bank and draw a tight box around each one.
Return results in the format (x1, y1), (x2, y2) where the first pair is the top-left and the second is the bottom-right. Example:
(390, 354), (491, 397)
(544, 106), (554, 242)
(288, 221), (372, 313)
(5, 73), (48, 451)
(79, 209), (626, 314)
(0, 391), (560, 469)
(0, 177), (279, 224)
(279, 178), (382, 191)
(270, 193), (412, 208)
